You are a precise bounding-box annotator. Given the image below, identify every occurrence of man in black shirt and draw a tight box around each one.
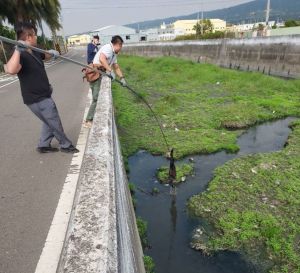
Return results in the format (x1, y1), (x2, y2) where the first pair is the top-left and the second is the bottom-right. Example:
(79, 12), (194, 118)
(4, 22), (79, 154)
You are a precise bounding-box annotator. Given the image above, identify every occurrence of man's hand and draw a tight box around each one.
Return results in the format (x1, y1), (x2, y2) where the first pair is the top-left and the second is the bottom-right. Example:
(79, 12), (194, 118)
(106, 70), (116, 81)
(120, 77), (127, 87)
(15, 40), (27, 53)
(48, 49), (60, 60)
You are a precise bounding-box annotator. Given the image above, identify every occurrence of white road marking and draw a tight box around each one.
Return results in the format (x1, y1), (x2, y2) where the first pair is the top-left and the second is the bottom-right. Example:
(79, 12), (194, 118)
(34, 89), (91, 273)
(0, 79), (19, 89)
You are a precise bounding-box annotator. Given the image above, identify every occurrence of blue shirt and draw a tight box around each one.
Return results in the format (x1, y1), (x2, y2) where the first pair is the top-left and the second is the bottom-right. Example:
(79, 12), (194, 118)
(87, 43), (98, 64)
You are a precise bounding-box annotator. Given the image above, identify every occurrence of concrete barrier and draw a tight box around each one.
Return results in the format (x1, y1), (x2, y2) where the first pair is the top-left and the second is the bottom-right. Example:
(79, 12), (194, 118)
(123, 36), (300, 79)
(57, 77), (145, 273)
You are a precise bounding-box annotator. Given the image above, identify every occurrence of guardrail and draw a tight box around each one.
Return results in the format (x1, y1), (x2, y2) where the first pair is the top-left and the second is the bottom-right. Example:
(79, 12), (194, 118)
(57, 76), (145, 273)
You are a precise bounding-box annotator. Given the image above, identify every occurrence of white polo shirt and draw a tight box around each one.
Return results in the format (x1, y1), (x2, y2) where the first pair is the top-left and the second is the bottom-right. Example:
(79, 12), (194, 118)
(93, 42), (117, 66)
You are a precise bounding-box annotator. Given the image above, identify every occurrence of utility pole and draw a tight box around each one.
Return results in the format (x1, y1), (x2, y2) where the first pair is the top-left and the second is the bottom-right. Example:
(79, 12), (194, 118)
(266, 0), (271, 26)
(201, 1), (204, 35)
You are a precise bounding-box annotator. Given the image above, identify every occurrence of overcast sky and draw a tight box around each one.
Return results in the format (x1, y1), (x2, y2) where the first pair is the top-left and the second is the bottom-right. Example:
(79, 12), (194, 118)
(52, 0), (254, 36)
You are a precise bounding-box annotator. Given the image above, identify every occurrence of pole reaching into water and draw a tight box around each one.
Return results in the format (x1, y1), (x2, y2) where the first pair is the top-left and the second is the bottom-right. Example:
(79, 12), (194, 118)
(0, 35), (172, 153)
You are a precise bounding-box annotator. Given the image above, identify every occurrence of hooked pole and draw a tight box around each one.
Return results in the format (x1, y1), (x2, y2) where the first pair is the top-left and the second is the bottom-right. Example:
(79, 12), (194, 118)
(0, 34), (177, 193)
(0, 35), (172, 153)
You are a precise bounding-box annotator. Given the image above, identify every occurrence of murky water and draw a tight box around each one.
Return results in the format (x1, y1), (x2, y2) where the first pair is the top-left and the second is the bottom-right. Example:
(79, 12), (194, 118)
(128, 117), (296, 273)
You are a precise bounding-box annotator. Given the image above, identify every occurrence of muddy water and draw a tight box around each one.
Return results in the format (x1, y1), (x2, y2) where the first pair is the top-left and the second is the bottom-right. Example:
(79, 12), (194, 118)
(128, 117), (296, 273)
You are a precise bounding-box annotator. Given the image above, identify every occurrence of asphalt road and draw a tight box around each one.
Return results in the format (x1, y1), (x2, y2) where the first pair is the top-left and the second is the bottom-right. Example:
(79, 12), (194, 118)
(0, 49), (89, 273)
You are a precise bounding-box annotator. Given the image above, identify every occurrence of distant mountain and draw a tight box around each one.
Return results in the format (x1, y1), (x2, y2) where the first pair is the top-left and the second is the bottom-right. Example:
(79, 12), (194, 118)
(126, 0), (300, 30)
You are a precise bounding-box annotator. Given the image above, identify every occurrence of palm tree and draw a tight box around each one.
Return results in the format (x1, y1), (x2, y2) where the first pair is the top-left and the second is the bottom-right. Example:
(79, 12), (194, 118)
(0, 0), (61, 32)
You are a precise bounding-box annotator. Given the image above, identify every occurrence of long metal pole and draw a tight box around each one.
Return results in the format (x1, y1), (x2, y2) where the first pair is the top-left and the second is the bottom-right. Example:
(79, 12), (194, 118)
(0, 35), (94, 71)
(0, 34), (171, 152)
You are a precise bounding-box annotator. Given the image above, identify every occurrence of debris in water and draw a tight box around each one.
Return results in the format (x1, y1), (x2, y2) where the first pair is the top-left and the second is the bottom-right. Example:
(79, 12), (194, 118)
(168, 149), (177, 195)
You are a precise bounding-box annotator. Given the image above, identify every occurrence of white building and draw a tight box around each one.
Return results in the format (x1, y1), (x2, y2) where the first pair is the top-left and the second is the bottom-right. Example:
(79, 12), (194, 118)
(90, 25), (139, 44)
(139, 28), (160, 42)
(235, 21), (276, 32)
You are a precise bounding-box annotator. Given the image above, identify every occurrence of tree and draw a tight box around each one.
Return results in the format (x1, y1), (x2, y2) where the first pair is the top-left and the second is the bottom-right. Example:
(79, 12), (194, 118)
(284, 20), (300, 27)
(0, 0), (61, 32)
(193, 19), (213, 36)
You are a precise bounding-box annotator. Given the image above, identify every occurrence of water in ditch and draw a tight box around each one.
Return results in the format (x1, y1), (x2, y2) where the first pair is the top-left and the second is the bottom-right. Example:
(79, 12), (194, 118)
(128, 117), (296, 273)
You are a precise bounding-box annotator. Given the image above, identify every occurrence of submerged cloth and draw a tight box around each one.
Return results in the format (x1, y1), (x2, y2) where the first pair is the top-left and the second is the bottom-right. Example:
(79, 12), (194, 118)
(17, 51), (52, 105)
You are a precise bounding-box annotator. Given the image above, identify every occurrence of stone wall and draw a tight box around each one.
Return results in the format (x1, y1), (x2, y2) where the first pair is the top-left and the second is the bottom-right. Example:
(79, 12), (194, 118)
(123, 36), (300, 78)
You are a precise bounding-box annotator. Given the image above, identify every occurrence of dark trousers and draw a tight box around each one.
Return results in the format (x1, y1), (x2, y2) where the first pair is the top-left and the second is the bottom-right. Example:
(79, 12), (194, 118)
(27, 97), (72, 148)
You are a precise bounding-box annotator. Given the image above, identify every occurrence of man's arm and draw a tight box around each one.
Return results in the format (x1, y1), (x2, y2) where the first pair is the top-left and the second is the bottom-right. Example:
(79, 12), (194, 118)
(112, 63), (124, 79)
(87, 43), (93, 63)
(4, 50), (22, 75)
(99, 53), (112, 72)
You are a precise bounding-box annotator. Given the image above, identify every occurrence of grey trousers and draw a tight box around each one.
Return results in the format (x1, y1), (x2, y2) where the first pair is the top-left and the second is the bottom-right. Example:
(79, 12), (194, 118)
(27, 97), (72, 148)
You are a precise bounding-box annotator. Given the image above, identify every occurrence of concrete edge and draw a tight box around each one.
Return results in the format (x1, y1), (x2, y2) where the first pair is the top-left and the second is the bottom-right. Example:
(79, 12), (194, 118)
(56, 76), (146, 273)
(57, 77), (118, 273)
(34, 90), (92, 273)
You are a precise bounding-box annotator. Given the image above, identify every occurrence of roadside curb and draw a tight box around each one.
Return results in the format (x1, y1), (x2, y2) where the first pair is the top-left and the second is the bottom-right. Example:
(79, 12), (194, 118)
(34, 89), (92, 273)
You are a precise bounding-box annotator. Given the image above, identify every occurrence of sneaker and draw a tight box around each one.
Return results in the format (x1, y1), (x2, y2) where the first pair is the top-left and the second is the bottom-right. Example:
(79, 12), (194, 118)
(37, 146), (59, 153)
(60, 145), (80, 154)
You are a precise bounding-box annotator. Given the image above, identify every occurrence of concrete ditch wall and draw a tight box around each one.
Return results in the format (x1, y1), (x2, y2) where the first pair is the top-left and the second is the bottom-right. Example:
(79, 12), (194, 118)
(57, 77), (145, 273)
(123, 36), (300, 79)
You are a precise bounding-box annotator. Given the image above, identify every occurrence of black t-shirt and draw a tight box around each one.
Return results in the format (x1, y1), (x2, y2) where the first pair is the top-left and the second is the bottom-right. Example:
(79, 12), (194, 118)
(17, 51), (52, 105)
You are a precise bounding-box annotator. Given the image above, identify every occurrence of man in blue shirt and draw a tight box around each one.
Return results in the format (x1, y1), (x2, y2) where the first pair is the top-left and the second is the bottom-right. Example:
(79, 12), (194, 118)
(85, 35), (101, 128)
(87, 35), (100, 64)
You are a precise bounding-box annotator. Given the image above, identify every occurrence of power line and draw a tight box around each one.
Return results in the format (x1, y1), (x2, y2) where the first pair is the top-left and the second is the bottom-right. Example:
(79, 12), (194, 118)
(62, 0), (252, 10)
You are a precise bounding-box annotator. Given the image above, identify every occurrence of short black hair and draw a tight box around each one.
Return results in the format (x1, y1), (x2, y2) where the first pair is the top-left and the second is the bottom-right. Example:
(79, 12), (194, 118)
(93, 35), (99, 40)
(16, 22), (37, 40)
(111, 35), (124, 45)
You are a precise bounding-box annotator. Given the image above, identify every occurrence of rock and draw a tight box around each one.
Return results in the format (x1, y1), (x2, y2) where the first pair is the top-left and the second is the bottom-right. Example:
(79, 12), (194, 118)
(152, 187), (160, 195)
(275, 180), (281, 186)
(232, 172), (240, 179)
(251, 168), (257, 174)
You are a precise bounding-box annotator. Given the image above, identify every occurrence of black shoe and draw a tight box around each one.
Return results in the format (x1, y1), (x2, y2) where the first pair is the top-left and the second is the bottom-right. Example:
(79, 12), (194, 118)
(37, 147), (59, 153)
(60, 145), (80, 154)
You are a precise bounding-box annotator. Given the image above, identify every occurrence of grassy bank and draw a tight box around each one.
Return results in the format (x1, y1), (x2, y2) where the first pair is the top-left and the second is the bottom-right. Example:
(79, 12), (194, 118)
(188, 120), (300, 273)
(112, 55), (300, 159)
(113, 55), (300, 272)
(157, 163), (194, 184)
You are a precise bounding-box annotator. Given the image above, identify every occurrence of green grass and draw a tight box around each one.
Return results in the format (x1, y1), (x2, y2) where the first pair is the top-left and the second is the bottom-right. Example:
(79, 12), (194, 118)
(144, 255), (155, 273)
(112, 55), (300, 159)
(157, 163), (194, 184)
(113, 55), (300, 273)
(188, 120), (300, 273)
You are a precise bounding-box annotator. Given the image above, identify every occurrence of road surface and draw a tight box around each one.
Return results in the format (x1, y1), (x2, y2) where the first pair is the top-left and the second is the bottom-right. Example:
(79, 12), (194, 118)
(0, 49), (89, 273)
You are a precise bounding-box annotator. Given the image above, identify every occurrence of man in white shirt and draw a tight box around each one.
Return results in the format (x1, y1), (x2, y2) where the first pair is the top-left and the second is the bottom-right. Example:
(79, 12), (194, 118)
(93, 35), (126, 85)
(84, 35), (126, 128)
